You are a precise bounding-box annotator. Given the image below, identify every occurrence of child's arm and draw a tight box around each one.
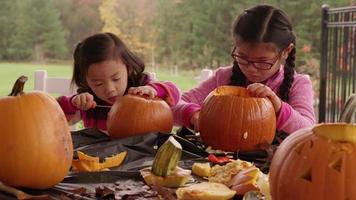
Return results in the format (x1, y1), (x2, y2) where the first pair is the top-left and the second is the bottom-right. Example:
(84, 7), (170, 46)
(129, 81), (182, 106)
(147, 81), (180, 106)
(276, 76), (316, 133)
(247, 76), (315, 134)
(172, 74), (219, 130)
(58, 92), (97, 125)
(57, 95), (81, 125)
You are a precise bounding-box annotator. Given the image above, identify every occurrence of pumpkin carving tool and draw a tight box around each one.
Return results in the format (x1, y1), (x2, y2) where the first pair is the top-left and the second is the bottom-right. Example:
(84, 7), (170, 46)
(0, 182), (50, 200)
(91, 103), (112, 109)
(95, 104), (112, 109)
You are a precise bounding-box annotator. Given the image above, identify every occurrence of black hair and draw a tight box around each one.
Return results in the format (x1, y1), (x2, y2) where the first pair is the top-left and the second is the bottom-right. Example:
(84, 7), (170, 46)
(72, 32), (148, 94)
(230, 5), (296, 101)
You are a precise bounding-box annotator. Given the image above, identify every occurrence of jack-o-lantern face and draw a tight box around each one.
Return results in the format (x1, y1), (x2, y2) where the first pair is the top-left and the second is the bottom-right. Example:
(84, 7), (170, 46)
(269, 94), (356, 200)
(199, 86), (276, 151)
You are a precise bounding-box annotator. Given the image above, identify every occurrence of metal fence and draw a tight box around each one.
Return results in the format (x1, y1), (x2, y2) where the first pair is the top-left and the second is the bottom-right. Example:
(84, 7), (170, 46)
(319, 5), (356, 123)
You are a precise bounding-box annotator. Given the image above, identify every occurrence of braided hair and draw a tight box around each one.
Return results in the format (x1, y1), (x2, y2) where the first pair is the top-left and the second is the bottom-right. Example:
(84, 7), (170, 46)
(230, 5), (296, 102)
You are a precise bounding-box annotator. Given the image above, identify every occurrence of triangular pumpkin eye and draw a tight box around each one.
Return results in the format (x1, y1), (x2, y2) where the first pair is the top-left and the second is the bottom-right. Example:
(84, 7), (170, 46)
(329, 156), (343, 172)
(300, 168), (312, 182)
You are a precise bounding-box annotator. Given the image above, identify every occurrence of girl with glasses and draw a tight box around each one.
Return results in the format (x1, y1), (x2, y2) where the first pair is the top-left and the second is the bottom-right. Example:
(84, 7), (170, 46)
(173, 4), (315, 136)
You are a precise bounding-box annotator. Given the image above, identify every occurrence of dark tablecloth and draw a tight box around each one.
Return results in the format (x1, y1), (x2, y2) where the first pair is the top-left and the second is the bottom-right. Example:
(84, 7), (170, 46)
(0, 129), (205, 200)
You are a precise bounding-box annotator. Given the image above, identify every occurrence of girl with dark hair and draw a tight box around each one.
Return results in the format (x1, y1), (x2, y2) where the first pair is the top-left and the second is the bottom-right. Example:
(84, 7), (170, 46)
(58, 32), (180, 132)
(173, 5), (315, 135)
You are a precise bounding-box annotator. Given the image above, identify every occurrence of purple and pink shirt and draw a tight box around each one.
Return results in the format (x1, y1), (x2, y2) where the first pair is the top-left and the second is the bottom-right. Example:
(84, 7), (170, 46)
(172, 65), (316, 134)
(58, 80), (180, 131)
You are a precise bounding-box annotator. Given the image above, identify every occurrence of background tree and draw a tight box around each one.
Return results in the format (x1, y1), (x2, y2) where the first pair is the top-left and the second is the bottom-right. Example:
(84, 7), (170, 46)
(0, 0), (352, 67)
(0, 1), (17, 60)
(54, 0), (103, 56)
(6, 0), (67, 61)
(99, 0), (156, 61)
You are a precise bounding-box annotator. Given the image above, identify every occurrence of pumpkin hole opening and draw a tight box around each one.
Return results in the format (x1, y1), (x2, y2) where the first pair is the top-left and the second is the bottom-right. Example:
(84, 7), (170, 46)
(329, 157), (343, 172)
(214, 86), (251, 97)
(300, 168), (312, 182)
(313, 124), (356, 143)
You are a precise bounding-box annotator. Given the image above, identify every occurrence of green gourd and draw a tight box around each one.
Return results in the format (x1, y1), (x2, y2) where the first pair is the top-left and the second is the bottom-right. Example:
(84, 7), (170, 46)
(152, 136), (182, 177)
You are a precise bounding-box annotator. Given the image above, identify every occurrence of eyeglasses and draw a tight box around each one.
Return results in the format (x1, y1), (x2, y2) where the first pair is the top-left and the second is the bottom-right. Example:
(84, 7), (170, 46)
(230, 46), (282, 70)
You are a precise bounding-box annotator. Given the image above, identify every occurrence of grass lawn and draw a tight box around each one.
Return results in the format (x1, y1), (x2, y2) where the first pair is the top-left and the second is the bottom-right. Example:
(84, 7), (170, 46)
(0, 62), (199, 96)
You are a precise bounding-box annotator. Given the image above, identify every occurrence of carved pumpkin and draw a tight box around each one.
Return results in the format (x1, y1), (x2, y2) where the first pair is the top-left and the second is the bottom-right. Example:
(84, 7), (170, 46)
(269, 94), (356, 200)
(107, 94), (173, 139)
(0, 76), (73, 189)
(199, 86), (276, 151)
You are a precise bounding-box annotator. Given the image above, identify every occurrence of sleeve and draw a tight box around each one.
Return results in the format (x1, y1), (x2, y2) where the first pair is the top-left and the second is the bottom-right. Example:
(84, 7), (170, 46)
(172, 72), (220, 128)
(277, 75), (316, 133)
(147, 81), (181, 106)
(57, 95), (78, 114)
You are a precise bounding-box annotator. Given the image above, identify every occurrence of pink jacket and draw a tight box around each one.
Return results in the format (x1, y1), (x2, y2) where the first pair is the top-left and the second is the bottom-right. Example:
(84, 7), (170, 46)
(173, 65), (316, 134)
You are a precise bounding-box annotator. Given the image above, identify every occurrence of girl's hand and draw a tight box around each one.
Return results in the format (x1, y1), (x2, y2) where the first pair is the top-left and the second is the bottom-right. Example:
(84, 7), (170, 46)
(128, 86), (157, 98)
(190, 111), (200, 132)
(71, 92), (96, 111)
(247, 83), (282, 114)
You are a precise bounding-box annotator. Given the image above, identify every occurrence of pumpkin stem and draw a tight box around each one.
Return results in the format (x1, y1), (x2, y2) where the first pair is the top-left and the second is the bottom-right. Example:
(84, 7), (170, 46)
(9, 76), (28, 96)
(339, 94), (356, 123)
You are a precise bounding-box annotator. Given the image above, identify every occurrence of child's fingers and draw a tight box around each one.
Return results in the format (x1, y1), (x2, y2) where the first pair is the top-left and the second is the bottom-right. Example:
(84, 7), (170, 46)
(71, 95), (80, 108)
(247, 83), (266, 97)
(129, 86), (156, 98)
(146, 86), (157, 98)
(91, 101), (97, 109)
(146, 89), (156, 98)
(137, 89), (150, 97)
(247, 83), (281, 113)
(253, 86), (267, 97)
(83, 94), (95, 110)
(73, 93), (94, 110)
(78, 95), (88, 110)
(248, 83), (277, 98)
(128, 87), (139, 95)
(246, 83), (261, 93)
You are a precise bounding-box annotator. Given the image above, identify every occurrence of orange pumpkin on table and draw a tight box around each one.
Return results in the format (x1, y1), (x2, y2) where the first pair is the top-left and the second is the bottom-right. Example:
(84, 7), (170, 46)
(269, 94), (356, 200)
(199, 86), (276, 151)
(107, 94), (173, 139)
(0, 76), (73, 189)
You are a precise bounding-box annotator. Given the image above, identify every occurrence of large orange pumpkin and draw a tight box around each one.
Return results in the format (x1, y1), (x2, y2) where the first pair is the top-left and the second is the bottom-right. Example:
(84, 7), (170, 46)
(269, 94), (356, 200)
(199, 86), (276, 151)
(0, 76), (73, 189)
(107, 94), (173, 139)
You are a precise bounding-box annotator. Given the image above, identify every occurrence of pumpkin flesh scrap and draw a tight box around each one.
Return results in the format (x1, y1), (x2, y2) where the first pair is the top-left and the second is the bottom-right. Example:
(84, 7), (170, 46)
(72, 151), (127, 172)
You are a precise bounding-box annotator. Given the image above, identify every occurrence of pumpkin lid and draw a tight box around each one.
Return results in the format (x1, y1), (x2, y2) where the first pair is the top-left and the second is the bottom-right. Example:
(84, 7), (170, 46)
(213, 86), (251, 97)
(314, 94), (356, 142)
